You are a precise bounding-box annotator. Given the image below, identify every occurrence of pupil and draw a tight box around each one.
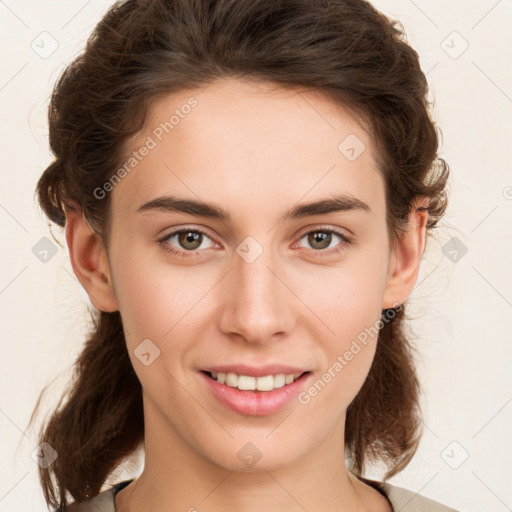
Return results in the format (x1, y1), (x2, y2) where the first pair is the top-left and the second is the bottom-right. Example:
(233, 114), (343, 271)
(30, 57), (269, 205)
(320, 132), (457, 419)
(310, 231), (330, 249)
(180, 231), (201, 249)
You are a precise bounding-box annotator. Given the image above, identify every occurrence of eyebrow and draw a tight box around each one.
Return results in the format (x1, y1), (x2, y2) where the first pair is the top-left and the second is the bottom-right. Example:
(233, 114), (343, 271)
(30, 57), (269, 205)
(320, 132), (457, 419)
(136, 194), (371, 221)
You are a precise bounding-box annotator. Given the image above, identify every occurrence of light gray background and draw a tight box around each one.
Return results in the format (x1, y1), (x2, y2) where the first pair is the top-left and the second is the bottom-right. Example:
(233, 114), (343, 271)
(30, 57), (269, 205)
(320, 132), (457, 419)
(1, 1), (511, 511)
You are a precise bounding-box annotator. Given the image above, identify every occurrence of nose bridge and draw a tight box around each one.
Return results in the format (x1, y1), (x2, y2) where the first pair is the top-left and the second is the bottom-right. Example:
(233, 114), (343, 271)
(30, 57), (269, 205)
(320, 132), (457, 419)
(219, 236), (294, 342)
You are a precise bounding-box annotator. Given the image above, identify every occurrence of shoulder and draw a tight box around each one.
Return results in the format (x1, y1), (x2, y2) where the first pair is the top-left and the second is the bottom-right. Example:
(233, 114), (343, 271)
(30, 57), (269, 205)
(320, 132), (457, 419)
(381, 481), (460, 511)
(58, 477), (461, 512)
(54, 480), (133, 512)
(362, 476), (460, 512)
(64, 489), (115, 512)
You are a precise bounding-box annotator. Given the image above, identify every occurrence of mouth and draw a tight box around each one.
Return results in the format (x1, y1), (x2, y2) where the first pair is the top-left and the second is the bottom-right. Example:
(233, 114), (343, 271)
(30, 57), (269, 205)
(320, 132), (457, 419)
(201, 370), (310, 392)
(199, 369), (313, 416)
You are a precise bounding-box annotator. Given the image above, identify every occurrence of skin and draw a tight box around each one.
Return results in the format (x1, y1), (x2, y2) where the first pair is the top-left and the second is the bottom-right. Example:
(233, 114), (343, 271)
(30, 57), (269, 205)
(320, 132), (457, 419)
(65, 77), (428, 512)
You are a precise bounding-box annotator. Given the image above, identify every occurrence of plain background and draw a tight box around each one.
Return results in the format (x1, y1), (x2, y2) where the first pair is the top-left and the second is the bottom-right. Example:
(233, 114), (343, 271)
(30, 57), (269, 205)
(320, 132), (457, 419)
(1, 1), (511, 510)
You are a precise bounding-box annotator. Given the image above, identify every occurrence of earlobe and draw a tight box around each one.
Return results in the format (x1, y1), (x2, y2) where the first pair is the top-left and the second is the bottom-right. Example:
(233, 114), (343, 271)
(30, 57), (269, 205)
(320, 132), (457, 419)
(381, 199), (429, 310)
(64, 206), (119, 312)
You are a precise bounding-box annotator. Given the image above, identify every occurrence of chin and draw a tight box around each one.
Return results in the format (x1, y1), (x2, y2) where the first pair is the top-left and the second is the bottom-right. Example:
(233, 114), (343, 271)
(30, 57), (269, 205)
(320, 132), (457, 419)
(198, 435), (307, 474)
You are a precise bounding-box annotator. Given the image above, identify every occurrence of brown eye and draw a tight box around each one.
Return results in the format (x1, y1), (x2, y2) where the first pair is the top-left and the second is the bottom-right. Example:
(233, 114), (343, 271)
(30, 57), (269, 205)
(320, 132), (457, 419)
(159, 227), (216, 257)
(307, 231), (332, 250)
(177, 231), (203, 250)
(297, 228), (352, 254)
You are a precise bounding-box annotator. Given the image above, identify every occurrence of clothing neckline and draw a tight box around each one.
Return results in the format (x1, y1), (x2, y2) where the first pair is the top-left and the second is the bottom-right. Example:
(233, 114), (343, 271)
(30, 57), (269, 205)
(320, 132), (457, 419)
(113, 480), (133, 495)
(110, 472), (392, 511)
(354, 472), (394, 509)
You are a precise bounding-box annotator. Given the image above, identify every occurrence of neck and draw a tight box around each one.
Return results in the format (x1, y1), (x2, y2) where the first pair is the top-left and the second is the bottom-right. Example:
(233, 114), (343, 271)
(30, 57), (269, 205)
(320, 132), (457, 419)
(115, 399), (391, 512)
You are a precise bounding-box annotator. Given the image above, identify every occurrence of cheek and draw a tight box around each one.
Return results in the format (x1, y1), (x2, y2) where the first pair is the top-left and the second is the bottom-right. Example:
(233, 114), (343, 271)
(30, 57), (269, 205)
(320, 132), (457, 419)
(112, 254), (222, 400)
(299, 305), (381, 420)
(293, 253), (387, 402)
(295, 250), (387, 339)
(112, 249), (217, 337)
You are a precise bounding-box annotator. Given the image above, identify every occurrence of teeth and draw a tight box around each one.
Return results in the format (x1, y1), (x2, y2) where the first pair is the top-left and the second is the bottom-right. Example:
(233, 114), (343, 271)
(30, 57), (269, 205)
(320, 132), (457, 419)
(209, 372), (303, 391)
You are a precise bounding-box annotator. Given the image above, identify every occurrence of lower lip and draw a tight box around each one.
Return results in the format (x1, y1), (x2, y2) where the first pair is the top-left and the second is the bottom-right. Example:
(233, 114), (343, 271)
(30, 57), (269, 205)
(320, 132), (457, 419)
(200, 371), (312, 416)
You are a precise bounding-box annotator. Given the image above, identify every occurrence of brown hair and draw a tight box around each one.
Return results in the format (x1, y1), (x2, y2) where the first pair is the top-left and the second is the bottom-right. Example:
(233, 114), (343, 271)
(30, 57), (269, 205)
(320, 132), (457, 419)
(29, 0), (450, 509)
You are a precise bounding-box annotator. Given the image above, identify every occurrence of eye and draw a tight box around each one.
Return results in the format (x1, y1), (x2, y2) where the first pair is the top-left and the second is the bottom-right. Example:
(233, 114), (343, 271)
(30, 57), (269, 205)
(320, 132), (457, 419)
(158, 226), (353, 259)
(296, 227), (352, 255)
(158, 227), (217, 257)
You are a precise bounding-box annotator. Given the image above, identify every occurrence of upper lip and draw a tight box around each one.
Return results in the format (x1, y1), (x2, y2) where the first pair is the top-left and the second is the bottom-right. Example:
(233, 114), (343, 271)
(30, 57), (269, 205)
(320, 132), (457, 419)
(201, 364), (310, 377)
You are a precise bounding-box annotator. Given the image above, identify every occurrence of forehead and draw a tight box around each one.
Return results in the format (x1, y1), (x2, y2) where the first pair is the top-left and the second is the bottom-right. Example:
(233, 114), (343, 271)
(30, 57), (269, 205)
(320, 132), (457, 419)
(110, 77), (385, 224)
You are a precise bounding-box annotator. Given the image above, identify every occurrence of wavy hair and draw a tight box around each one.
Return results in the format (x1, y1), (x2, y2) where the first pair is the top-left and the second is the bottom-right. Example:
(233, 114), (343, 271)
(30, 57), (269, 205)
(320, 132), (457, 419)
(29, 0), (450, 509)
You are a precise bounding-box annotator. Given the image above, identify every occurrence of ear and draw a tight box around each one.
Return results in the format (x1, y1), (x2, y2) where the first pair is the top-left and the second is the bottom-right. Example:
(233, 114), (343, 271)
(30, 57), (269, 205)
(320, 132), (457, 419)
(381, 197), (429, 309)
(64, 205), (119, 312)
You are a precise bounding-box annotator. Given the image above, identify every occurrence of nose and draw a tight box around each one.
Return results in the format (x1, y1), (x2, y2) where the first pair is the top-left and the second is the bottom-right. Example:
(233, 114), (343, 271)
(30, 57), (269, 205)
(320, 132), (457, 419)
(218, 241), (296, 345)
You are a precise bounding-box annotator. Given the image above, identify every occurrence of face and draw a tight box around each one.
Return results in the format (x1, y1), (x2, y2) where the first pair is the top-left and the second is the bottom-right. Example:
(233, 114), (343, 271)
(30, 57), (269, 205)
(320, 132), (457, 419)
(78, 77), (421, 473)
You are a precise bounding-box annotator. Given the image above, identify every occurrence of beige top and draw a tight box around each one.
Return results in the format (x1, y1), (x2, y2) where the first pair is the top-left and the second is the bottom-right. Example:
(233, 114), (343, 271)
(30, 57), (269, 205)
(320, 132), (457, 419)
(63, 476), (460, 511)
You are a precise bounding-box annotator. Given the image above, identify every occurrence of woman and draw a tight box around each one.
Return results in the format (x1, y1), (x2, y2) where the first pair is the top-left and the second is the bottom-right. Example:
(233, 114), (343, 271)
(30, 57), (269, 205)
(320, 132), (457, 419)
(30, 0), (457, 510)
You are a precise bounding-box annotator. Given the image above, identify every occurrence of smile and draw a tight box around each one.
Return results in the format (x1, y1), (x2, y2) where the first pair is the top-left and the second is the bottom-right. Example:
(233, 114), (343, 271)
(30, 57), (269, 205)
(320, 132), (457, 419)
(207, 371), (305, 391)
(200, 370), (313, 416)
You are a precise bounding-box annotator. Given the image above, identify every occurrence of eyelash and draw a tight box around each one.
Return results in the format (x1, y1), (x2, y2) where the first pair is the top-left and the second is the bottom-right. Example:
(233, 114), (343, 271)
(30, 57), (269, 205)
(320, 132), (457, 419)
(158, 226), (353, 259)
